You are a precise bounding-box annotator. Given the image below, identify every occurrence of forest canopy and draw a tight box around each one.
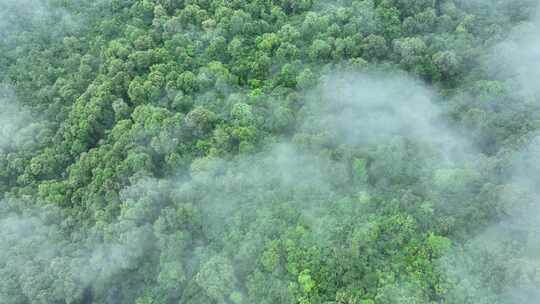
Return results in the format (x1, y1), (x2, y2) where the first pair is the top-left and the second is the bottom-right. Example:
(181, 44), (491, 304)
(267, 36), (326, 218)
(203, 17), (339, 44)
(1, 0), (540, 303)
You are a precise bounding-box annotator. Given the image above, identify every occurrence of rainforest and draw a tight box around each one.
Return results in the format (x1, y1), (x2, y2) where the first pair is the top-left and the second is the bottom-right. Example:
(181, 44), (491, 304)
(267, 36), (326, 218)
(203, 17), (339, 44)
(1, 0), (540, 303)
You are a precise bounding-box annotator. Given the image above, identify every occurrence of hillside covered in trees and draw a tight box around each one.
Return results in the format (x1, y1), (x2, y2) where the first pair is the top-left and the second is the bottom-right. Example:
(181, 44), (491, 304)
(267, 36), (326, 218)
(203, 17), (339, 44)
(1, 0), (540, 303)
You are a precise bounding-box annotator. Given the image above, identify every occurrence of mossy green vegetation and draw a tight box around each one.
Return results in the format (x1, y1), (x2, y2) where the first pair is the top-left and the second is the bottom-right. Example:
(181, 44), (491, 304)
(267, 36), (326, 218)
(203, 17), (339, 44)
(1, 0), (540, 303)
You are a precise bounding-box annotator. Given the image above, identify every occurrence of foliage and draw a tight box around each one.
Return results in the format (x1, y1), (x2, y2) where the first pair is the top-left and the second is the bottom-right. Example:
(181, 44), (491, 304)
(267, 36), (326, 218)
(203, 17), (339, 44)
(1, 0), (540, 303)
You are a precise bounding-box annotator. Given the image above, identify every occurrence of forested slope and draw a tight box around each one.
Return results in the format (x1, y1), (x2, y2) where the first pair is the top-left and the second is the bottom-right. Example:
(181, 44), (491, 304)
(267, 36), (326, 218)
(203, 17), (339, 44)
(1, 0), (540, 303)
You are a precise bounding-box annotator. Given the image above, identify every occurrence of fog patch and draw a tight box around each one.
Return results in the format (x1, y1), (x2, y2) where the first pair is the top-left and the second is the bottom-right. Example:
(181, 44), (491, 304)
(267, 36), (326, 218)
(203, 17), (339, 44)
(0, 0), (82, 47)
(438, 135), (540, 303)
(297, 71), (474, 165)
(0, 86), (30, 152)
(0, 182), (160, 304)
(487, 5), (540, 99)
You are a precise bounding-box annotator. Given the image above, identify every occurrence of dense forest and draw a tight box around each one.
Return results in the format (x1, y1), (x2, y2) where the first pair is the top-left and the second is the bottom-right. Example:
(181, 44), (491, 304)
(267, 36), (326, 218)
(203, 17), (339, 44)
(1, 0), (540, 303)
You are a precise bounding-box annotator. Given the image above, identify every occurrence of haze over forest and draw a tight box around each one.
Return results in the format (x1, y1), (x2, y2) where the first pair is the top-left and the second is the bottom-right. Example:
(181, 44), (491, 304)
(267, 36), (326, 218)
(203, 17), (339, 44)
(1, 0), (540, 303)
